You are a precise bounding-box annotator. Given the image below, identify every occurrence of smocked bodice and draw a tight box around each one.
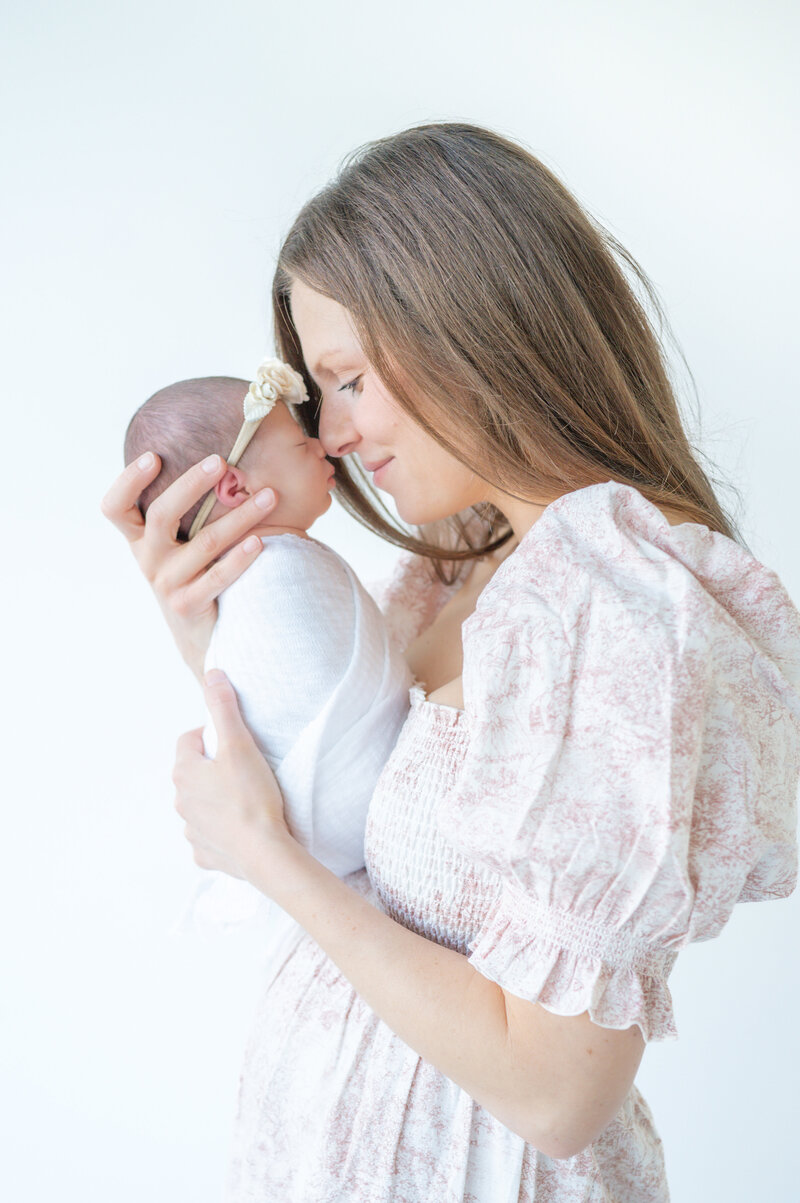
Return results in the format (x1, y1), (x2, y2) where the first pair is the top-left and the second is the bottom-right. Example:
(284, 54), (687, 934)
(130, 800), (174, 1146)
(365, 687), (496, 954)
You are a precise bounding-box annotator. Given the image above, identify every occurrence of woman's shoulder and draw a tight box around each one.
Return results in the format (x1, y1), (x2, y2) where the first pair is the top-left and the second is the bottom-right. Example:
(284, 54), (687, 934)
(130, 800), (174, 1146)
(469, 481), (800, 670)
(450, 483), (800, 936)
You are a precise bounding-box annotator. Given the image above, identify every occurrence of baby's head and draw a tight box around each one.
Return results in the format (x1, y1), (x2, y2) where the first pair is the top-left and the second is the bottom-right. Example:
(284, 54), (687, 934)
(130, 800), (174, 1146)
(124, 376), (336, 540)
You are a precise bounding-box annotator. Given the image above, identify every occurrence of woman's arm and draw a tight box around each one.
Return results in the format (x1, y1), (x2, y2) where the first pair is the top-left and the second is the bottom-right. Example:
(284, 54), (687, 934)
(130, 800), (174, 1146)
(101, 452), (278, 678)
(174, 671), (645, 1160)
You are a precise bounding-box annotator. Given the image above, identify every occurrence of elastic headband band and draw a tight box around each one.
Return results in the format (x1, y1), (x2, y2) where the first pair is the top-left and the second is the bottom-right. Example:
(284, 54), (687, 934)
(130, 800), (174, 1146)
(187, 357), (309, 540)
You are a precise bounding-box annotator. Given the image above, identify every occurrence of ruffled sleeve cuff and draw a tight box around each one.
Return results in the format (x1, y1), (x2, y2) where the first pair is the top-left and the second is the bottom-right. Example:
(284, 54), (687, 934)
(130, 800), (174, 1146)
(468, 886), (680, 1042)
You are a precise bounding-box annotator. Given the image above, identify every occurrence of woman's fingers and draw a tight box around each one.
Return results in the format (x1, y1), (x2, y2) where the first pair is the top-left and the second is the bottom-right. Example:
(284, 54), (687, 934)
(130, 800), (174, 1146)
(176, 725), (205, 759)
(143, 455), (228, 552)
(169, 538), (263, 618)
(102, 455), (270, 675)
(158, 487), (276, 595)
(172, 687), (288, 879)
(203, 669), (252, 750)
(100, 452), (163, 542)
(103, 452), (278, 604)
(173, 727), (206, 790)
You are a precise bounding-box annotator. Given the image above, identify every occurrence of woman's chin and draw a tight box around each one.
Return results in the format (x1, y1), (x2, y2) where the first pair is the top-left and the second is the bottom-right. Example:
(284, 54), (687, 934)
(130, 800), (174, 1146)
(394, 495), (456, 527)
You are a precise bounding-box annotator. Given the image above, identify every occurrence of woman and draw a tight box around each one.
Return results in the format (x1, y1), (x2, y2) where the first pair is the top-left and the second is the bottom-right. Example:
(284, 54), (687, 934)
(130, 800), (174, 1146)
(103, 124), (800, 1201)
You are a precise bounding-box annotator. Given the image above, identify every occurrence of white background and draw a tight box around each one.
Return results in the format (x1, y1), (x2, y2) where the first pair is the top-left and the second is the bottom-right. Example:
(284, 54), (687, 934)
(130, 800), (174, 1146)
(2, 1), (798, 1199)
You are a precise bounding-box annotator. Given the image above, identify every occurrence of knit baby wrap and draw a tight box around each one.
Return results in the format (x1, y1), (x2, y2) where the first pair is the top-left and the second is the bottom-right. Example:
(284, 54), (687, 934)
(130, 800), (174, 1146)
(183, 534), (412, 955)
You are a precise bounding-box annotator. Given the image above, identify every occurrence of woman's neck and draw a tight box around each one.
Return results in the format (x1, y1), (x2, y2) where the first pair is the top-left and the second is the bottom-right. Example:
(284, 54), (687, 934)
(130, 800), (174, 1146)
(491, 496), (552, 543)
(493, 487), (690, 541)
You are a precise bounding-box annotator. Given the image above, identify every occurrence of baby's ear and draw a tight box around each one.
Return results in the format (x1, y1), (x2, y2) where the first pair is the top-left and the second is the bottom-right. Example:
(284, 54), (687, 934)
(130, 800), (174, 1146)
(214, 468), (249, 509)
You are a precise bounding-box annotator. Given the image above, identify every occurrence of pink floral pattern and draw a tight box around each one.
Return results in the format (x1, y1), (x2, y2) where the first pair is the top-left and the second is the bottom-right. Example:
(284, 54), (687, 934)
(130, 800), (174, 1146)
(226, 482), (800, 1201)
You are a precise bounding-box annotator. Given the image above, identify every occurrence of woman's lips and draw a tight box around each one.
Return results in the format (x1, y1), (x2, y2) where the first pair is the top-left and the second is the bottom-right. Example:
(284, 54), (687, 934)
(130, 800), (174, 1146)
(364, 457), (393, 487)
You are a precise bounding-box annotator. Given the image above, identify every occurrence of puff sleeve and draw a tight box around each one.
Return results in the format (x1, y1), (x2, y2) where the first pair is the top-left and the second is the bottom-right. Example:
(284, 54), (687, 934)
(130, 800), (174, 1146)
(438, 499), (800, 1042)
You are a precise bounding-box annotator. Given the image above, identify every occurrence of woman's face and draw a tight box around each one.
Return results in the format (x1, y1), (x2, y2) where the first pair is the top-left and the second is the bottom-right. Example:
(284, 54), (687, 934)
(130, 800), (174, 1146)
(289, 280), (490, 526)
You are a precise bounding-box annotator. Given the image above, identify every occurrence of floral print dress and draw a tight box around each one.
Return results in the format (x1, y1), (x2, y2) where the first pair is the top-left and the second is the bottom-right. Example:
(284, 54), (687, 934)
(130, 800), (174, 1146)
(226, 482), (800, 1202)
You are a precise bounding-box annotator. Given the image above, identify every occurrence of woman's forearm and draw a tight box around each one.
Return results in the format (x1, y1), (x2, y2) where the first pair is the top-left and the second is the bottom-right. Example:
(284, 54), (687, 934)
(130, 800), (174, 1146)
(249, 835), (644, 1160)
(176, 673), (645, 1159)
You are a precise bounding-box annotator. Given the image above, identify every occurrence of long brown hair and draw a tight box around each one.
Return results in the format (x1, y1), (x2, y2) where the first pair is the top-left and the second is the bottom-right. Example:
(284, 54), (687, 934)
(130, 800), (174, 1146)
(273, 122), (740, 580)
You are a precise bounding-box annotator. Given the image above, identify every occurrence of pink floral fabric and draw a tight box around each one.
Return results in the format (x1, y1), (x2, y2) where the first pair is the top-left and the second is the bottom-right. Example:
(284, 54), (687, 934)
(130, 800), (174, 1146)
(226, 482), (800, 1202)
(444, 482), (800, 1040)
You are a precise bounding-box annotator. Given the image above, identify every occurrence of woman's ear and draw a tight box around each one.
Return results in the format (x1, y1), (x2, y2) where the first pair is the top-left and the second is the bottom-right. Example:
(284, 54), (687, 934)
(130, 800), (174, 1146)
(214, 468), (250, 509)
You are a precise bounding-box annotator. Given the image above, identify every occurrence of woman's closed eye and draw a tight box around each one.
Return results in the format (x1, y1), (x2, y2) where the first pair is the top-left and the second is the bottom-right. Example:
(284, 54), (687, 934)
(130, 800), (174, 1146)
(338, 375), (363, 395)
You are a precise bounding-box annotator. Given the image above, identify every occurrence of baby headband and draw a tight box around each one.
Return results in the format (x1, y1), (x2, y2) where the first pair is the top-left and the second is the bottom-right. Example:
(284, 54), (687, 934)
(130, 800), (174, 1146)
(187, 356), (309, 540)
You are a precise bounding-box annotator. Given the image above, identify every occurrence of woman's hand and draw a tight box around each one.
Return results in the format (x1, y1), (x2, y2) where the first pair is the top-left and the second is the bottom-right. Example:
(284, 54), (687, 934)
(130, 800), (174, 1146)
(173, 669), (293, 882)
(100, 452), (277, 678)
(174, 682), (642, 1161)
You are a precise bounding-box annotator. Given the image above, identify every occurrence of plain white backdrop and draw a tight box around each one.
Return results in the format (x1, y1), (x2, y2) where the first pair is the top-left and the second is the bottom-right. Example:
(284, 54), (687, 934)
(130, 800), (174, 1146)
(2, 1), (798, 1199)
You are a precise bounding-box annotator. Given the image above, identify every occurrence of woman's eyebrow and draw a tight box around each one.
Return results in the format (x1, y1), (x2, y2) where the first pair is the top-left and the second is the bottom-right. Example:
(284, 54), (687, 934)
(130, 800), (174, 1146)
(308, 350), (339, 376)
(310, 349), (359, 377)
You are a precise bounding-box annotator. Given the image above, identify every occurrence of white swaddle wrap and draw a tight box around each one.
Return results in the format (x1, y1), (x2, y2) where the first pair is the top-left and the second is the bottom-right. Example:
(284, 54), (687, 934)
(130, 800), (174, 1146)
(181, 534), (412, 958)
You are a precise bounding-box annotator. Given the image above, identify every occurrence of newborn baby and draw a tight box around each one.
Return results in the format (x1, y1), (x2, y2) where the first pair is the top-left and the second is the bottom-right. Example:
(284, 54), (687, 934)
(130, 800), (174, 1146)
(124, 362), (412, 948)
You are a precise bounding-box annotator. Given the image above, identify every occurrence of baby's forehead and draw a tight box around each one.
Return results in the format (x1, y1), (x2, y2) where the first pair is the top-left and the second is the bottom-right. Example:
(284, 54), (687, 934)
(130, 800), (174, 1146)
(244, 402), (303, 454)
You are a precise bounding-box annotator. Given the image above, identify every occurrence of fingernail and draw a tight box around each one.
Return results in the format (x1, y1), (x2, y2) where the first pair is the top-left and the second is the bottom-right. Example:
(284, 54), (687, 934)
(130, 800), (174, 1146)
(205, 669), (226, 686)
(243, 535), (261, 553)
(202, 455), (220, 474)
(138, 453), (154, 470)
(254, 488), (275, 510)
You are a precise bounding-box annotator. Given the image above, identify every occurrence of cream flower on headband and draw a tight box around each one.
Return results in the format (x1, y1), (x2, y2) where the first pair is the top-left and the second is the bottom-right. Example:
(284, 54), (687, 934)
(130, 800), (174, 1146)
(244, 357), (309, 421)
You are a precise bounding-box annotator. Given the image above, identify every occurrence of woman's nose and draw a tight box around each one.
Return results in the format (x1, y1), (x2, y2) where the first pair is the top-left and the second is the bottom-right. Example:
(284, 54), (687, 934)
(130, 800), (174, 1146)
(318, 391), (360, 459)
